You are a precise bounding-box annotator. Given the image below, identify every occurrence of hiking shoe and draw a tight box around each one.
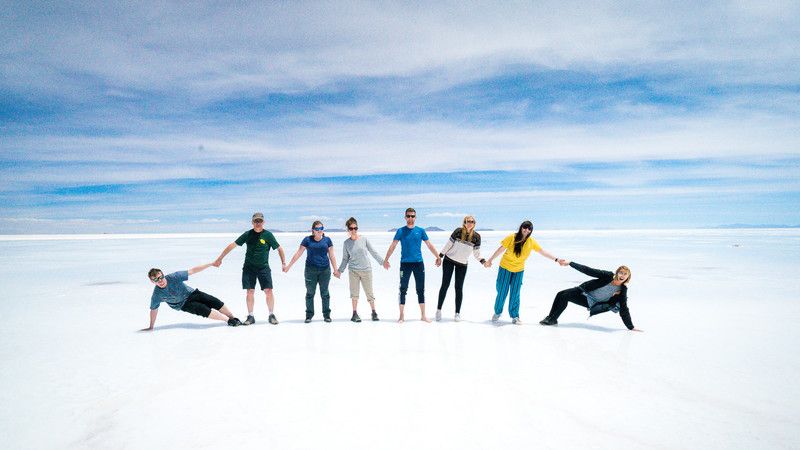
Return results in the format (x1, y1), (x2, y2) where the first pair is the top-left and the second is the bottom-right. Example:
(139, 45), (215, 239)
(492, 314), (500, 323)
(324, 316), (332, 323)
(351, 312), (361, 322)
(371, 311), (379, 321)
(512, 317), (522, 325)
(227, 318), (243, 327)
(454, 313), (461, 322)
(243, 315), (255, 325)
(268, 314), (278, 325)
(539, 316), (558, 326)
(304, 317), (312, 323)
(435, 310), (442, 321)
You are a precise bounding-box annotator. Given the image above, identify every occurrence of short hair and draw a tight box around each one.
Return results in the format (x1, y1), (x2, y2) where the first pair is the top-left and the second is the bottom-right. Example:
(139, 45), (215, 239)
(148, 268), (162, 279)
(405, 207), (416, 214)
(345, 217), (358, 228)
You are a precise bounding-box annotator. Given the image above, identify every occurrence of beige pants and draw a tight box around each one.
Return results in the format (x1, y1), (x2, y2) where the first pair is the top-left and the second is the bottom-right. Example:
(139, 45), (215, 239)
(348, 270), (375, 302)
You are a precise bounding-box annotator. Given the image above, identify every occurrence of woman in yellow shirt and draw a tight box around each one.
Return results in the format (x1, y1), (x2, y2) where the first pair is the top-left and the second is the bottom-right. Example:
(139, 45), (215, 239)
(485, 220), (560, 324)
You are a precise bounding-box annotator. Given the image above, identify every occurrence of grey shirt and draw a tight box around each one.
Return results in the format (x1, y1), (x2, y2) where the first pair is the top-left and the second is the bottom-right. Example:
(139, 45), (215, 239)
(338, 237), (384, 272)
(150, 271), (196, 310)
(583, 283), (621, 309)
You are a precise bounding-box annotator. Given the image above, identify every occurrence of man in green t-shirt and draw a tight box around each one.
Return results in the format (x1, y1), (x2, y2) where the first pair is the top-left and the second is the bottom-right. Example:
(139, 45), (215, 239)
(215, 212), (286, 325)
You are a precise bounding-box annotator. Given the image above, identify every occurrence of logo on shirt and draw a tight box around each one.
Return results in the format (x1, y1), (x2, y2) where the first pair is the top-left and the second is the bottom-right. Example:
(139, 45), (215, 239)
(260, 239), (266, 245)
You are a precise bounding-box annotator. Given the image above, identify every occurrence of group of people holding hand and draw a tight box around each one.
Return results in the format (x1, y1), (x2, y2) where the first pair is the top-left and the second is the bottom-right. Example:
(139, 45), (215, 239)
(143, 209), (641, 332)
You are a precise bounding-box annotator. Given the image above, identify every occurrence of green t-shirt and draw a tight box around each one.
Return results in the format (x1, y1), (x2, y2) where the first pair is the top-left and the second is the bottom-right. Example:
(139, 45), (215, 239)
(235, 229), (280, 270)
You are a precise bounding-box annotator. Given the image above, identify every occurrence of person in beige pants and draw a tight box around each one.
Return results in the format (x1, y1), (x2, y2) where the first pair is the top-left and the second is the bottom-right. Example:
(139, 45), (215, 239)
(337, 217), (385, 322)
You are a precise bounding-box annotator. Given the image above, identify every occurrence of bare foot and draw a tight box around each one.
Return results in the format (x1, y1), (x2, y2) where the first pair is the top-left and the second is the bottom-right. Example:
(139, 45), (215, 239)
(398, 315), (405, 323)
(421, 316), (431, 323)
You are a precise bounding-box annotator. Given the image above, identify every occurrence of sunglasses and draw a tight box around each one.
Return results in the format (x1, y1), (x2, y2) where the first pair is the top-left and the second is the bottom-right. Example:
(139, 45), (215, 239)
(522, 225), (532, 230)
(313, 226), (324, 231)
(405, 215), (416, 218)
(151, 275), (164, 283)
(465, 220), (475, 224)
(348, 227), (358, 231)
(253, 219), (264, 223)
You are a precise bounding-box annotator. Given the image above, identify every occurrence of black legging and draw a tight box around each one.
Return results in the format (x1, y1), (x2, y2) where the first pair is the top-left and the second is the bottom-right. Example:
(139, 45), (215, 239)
(547, 287), (589, 319)
(437, 257), (467, 313)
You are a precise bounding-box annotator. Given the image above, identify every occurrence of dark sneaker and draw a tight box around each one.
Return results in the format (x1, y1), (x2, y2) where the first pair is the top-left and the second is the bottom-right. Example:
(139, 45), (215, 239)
(243, 315), (255, 325)
(371, 311), (379, 321)
(351, 312), (361, 322)
(304, 317), (312, 323)
(539, 316), (558, 326)
(227, 318), (243, 327)
(324, 315), (332, 323)
(268, 314), (278, 325)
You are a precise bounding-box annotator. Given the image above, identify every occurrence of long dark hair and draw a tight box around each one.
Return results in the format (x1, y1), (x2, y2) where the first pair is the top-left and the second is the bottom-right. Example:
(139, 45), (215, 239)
(513, 220), (533, 257)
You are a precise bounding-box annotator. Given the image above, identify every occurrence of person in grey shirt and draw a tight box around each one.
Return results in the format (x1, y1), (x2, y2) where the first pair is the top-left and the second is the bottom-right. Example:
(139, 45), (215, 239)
(337, 217), (385, 322)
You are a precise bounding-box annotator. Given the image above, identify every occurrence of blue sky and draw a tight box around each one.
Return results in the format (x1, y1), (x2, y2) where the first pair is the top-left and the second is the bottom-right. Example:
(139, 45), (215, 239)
(1, 1), (799, 233)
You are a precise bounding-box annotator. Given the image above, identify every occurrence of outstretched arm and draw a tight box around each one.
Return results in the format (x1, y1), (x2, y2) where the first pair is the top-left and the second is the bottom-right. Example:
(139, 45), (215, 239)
(485, 245), (505, 267)
(214, 242), (238, 266)
(425, 240), (442, 267)
(141, 309), (158, 331)
(536, 248), (561, 264)
(284, 246), (306, 272)
(383, 240), (399, 269)
(568, 261), (613, 279)
(188, 262), (215, 275)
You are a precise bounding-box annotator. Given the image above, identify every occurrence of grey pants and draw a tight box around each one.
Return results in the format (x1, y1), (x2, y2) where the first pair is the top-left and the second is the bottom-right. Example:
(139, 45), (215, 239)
(305, 265), (331, 318)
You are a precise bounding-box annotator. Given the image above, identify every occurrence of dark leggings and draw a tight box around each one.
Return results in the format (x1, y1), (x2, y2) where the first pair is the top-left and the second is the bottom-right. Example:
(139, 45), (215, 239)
(547, 287), (589, 319)
(437, 257), (467, 313)
(181, 290), (224, 317)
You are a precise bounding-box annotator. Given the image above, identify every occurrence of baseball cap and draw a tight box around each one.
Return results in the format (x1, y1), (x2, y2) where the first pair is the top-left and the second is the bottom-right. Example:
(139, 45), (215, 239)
(252, 212), (264, 221)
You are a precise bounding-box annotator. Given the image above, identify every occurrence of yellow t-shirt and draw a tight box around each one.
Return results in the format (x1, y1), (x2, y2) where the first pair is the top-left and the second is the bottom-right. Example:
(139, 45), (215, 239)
(499, 233), (541, 272)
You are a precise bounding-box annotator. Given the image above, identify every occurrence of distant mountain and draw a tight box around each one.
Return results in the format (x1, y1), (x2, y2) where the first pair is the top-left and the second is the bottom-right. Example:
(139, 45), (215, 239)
(715, 224), (800, 229)
(476, 228), (494, 231)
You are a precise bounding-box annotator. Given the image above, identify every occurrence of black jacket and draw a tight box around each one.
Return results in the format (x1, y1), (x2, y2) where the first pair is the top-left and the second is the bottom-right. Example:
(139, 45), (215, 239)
(570, 262), (634, 330)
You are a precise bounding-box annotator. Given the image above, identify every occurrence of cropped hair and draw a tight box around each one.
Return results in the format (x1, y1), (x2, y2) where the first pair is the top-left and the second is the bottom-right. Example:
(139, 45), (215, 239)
(148, 268), (162, 279)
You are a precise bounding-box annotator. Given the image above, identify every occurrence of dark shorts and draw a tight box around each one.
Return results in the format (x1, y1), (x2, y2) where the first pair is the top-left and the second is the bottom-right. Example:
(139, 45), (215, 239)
(242, 266), (273, 290)
(181, 290), (224, 317)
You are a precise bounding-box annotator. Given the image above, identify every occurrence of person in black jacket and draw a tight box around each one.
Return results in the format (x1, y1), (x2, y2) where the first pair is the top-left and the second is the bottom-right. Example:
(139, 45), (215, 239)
(539, 260), (643, 331)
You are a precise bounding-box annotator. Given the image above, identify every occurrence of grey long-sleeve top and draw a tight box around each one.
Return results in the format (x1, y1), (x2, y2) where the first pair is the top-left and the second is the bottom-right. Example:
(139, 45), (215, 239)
(338, 237), (384, 272)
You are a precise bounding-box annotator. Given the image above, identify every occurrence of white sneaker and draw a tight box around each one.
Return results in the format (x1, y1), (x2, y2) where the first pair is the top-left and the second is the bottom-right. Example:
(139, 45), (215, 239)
(435, 310), (442, 321)
(454, 313), (461, 322)
(512, 317), (522, 325)
(492, 314), (500, 323)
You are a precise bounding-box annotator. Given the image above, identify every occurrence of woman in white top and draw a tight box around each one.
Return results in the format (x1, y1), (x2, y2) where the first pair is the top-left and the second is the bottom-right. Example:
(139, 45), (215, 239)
(435, 215), (487, 321)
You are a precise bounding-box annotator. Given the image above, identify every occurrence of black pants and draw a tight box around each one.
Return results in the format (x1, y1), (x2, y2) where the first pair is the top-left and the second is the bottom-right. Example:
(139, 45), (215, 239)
(181, 290), (224, 317)
(547, 287), (588, 319)
(437, 258), (467, 313)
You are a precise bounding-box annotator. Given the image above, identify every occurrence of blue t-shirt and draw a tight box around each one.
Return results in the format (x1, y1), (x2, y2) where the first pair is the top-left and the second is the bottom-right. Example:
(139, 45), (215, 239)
(150, 271), (196, 310)
(301, 235), (333, 268)
(393, 226), (429, 263)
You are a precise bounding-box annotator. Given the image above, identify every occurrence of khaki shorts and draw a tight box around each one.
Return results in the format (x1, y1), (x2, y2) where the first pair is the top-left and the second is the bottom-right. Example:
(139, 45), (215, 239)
(348, 270), (375, 302)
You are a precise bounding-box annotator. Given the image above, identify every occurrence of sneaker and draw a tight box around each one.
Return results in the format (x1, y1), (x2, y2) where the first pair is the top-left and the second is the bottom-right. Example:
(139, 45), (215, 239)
(324, 315), (332, 323)
(491, 314), (500, 323)
(539, 316), (558, 326)
(268, 314), (278, 325)
(304, 317), (312, 323)
(243, 315), (255, 325)
(512, 317), (522, 325)
(454, 313), (461, 322)
(351, 312), (361, 322)
(371, 310), (379, 321)
(227, 318), (243, 327)
(435, 310), (442, 321)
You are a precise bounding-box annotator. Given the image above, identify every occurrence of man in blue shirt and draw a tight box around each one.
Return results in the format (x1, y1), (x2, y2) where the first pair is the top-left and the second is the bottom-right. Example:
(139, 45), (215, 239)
(383, 208), (441, 322)
(141, 262), (243, 331)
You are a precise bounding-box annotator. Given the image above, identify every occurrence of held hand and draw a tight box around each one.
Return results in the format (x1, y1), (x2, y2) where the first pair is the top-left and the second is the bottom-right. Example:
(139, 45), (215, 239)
(483, 260), (492, 268)
(282, 264), (290, 273)
(383, 260), (390, 270)
(334, 270), (341, 279)
(558, 259), (570, 266)
(213, 258), (222, 267)
(435, 257), (442, 267)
